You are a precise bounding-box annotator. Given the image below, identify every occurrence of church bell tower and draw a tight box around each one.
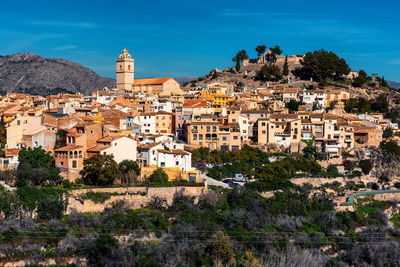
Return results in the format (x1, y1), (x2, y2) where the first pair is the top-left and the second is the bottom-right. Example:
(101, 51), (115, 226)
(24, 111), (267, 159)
(116, 48), (134, 91)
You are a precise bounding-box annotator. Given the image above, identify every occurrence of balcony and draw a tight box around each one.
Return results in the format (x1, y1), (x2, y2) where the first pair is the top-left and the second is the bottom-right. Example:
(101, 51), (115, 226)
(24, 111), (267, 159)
(325, 146), (340, 153)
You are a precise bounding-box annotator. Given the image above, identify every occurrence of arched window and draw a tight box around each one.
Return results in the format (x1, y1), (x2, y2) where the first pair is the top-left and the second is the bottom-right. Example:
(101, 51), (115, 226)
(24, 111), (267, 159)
(128, 65), (130, 70)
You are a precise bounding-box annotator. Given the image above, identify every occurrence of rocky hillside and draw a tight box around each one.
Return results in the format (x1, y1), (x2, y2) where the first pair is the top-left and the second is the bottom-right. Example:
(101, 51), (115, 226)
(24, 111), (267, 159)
(388, 81), (400, 90)
(0, 53), (115, 95)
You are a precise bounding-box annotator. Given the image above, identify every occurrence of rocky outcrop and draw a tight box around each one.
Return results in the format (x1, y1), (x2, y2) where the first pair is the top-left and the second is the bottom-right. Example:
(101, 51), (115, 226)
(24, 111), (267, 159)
(0, 52), (115, 95)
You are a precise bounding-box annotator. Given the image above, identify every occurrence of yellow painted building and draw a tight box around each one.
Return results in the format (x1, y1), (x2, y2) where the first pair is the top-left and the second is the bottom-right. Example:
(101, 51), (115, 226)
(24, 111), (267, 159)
(91, 108), (102, 123)
(197, 86), (232, 107)
(325, 90), (350, 109)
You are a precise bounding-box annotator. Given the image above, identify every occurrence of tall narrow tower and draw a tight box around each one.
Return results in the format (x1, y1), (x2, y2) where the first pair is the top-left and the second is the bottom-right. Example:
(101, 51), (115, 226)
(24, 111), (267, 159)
(116, 48), (134, 91)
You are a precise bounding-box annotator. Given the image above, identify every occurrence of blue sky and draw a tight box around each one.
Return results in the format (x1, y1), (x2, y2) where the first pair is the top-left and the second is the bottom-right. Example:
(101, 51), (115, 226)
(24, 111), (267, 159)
(0, 0), (399, 81)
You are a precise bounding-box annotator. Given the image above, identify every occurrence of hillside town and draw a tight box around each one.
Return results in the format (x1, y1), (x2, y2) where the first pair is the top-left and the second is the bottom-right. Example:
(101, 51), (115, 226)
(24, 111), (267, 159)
(2, 47), (400, 266)
(1, 49), (398, 183)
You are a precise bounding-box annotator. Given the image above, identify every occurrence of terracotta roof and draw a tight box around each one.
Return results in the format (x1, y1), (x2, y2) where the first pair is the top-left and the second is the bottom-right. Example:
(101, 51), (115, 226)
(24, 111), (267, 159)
(310, 113), (324, 118)
(158, 149), (189, 156)
(79, 116), (92, 121)
(6, 148), (21, 156)
(87, 145), (108, 152)
(93, 91), (112, 96)
(134, 77), (172, 85)
(241, 109), (267, 114)
(182, 101), (209, 108)
(270, 114), (297, 119)
(140, 110), (172, 116)
(97, 135), (124, 143)
(324, 114), (339, 120)
(137, 142), (161, 150)
(283, 88), (299, 94)
(55, 145), (83, 152)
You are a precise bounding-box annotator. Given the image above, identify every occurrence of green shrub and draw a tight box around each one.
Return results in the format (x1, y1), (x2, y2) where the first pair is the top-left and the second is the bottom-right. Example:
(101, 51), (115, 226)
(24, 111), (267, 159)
(148, 168), (169, 183)
(359, 160), (372, 175)
(82, 192), (111, 204)
(37, 196), (68, 220)
(16, 186), (64, 211)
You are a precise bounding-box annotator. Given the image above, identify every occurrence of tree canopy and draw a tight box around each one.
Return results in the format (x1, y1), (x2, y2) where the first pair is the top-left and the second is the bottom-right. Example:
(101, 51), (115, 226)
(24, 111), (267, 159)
(0, 116), (6, 150)
(232, 50), (249, 71)
(269, 45), (283, 55)
(17, 147), (61, 186)
(345, 94), (389, 115)
(148, 168), (169, 183)
(352, 69), (369, 88)
(81, 154), (119, 186)
(18, 147), (54, 169)
(282, 56), (289, 76)
(119, 160), (140, 175)
(256, 64), (282, 81)
(293, 49), (350, 81)
(255, 45), (266, 56)
(285, 99), (303, 113)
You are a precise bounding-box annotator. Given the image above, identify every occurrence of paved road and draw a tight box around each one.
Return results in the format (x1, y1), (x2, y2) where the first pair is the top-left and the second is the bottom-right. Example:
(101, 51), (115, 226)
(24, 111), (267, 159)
(200, 173), (230, 188)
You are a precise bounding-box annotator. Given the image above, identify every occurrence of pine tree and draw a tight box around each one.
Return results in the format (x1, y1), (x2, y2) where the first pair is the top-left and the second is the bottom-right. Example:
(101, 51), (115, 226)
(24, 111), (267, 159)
(282, 56), (289, 76)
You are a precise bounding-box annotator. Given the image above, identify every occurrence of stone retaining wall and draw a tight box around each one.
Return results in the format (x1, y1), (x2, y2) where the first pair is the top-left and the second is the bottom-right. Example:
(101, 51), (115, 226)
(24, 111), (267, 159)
(66, 185), (208, 213)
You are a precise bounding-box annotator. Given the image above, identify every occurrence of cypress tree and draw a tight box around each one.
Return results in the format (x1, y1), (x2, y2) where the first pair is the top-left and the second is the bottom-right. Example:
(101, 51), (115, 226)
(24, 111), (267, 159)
(282, 56), (289, 76)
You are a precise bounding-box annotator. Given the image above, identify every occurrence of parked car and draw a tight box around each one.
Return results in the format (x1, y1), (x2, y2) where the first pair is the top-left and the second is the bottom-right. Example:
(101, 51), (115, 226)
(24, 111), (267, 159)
(233, 173), (247, 182)
(222, 178), (234, 184)
(229, 182), (241, 188)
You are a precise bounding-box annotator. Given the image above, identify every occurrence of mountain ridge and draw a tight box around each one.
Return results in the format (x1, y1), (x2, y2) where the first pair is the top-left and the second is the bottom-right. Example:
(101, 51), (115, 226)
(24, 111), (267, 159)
(0, 52), (115, 95)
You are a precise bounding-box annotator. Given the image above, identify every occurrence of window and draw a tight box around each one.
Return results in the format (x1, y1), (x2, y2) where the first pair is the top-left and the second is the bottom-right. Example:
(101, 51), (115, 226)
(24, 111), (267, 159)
(206, 126), (210, 132)
(120, 65), (122, 70)
(160, 162), (166, 167)
(262, 130), (266, 134)
(60, 161), (64, 166)
(233, 136), (238, 140)
(261, 122), (266, 126)
(222, 137), (227, 141)
(199, 134), (203, 140)
(193, 134), (197, 140)
(128, 65), (130, 70)
(176, 161), (179, 166)
(72, 160), (77, 168)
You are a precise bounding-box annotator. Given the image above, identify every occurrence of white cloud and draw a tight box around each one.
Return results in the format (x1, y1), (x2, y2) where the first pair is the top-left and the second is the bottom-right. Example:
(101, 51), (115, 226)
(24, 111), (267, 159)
(220, 9), (264, 17)
(53, 45), (78, 51)
(30, 20), (97, 29)
(390, 58), (400, 65)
